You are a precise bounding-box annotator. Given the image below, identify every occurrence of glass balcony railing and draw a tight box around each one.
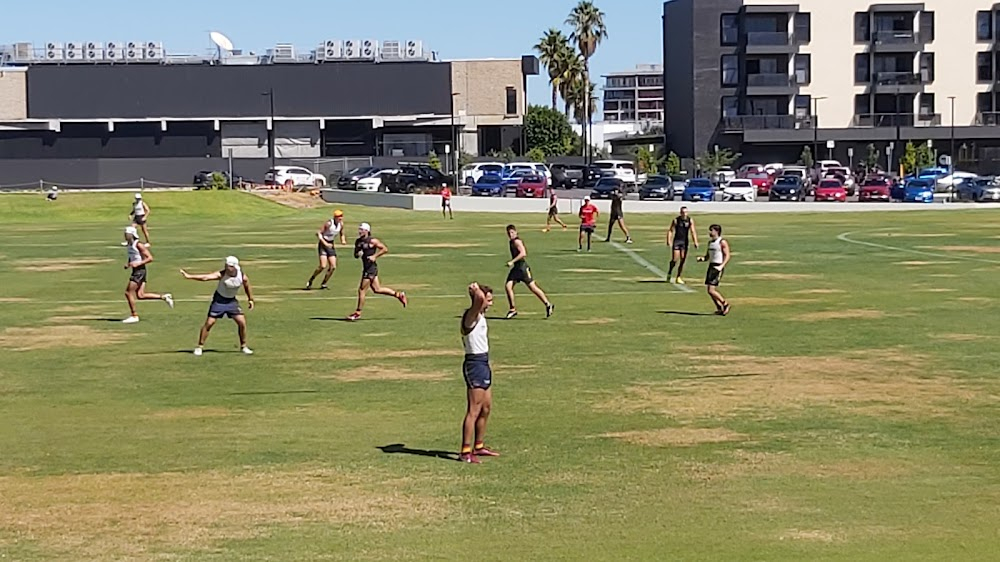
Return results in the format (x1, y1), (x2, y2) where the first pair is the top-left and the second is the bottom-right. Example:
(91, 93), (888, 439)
(722, 115), (810, 130)
(747, 73), (794, 87)
(746, 31), (791, 46)
(872, 30), (919, 44)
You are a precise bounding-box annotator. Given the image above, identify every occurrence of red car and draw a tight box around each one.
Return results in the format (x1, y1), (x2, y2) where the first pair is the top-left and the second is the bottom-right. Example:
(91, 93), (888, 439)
(737, 164), (765, 178)
(814, 179), (847, 202)
(858, 178), (891, 202)
(516, 174), (547, 198)
(746, 172), (774, 196)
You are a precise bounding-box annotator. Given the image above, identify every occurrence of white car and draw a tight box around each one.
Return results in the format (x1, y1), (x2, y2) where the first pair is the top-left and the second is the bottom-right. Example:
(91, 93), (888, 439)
(593, 160), (638, 187)
(936, 171), (978, 191)
(460, 162), (504, 186)
(812, 160), (842, 183)
(764, 162), (785, 176)
(715, 166), (737, 186)
(356, 169), (400, 192)
(509, 161), (552, 186)
(722, 179), (756, 202)
(265, 166), (326, 187)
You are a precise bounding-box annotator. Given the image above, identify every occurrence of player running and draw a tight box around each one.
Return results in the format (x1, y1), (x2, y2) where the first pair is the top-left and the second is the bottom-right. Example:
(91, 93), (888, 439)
(666, 206), (699, 284)
(604, 188), (633, 244)
(459, 282), (500, 464)
(578, 196), (599, 252)
(503, 224), (554, 320)
(696, 224), (731, 316)
(306, 209), (346, 290)
(122, 226), (173, 324)
(543, 192), (567, 232)
(441, 186), (454, 219)
(181, 256), (255, 356)
(130, 193), (152, 246)
(347, 222), (408, 321)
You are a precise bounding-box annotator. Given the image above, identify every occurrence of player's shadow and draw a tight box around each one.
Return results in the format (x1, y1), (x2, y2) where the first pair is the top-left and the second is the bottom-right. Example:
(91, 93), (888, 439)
(638, 279), (669, 284)
(658, 310), (717, 317)
(377, 443), (458, 462)
(310, 317), (391, 322)
(84, 318), (130, 323)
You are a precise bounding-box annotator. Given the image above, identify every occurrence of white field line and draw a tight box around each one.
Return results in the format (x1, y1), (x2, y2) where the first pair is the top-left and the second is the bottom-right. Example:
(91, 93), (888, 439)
(837, 231), (1000, 265)
(610, 241), (695, 293)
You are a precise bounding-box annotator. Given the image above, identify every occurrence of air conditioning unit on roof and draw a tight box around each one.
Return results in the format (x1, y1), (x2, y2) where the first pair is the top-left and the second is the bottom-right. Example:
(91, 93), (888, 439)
(45, 42), (63, 61)
(380, 40), (401, 60)
(144, 41), (163, 61)
(360, 39), (377, 59)
(126, 42), (143, 61)
(343, 39), (359, 59)
(321, 39), (342, 60)
(404, 40), (424, 60)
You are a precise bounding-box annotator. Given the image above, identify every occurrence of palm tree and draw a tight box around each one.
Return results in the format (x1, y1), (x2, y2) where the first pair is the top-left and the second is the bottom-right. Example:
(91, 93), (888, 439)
(534, 28), (572, 110)
(558, 52), (585, 118)
(566, 1), (608, 160)
(566, 79), (597, 125)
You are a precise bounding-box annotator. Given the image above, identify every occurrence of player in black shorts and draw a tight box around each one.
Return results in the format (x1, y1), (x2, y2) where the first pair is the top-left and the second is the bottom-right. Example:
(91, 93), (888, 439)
(604, 188), (633, 244)
(503, 225), (554, 320)
(544, 192), (567, 232)
(696, 224), (731, 316)
(666, 206), (699, 284)
(347, 222), (407, 321)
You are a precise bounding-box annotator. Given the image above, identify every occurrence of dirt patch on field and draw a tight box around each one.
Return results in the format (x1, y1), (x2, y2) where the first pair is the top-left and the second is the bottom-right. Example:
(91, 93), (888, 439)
(794, 289), (845, 295)
(780, 529), (840, 543)
(0, 297), (31, 303)
(332, 366), (448, 382)
(602, 428), (746, 447)
(0, 467), (445, 558)
(791, 309), (885, 322)
(253, 191), (327, 209)
(561, 268), (623, 274)
(14, 258), (113, 272)
(573, 318), (617, 325)
(736, 297), (818, 306)
(913, 287), (956, 293)
(411, 243), (483, 249)
(145, 407), (237, 420)
(387, 253), (437, 259)
(895, 260), (958, 266)
(745, 273), (815, 281)
(313, 348), (460, 361)
(741, 260), (791, 266)
(937, 333), (992, 342)
(924, 245), (1000, 254)
(0, 325), (134, 351)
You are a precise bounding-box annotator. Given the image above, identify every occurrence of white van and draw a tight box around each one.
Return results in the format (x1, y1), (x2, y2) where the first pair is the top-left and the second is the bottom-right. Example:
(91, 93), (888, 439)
(593, 160), (638, 187)
(460, 162), (505, 186)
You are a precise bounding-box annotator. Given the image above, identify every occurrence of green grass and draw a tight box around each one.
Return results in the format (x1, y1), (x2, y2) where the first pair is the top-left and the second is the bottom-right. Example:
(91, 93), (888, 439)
(1, 191), (998, 561)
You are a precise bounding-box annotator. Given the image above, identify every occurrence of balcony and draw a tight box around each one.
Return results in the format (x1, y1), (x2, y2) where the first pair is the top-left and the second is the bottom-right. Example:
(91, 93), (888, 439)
(722, 115), (812, 131)
(853, 113), (941, 127)
(976, 112), (1000, 125)
(872, 71), (926, 93)
(744, 31), (797, 54)
(871, 30), (923, 52)
(745, 73), (797, 95)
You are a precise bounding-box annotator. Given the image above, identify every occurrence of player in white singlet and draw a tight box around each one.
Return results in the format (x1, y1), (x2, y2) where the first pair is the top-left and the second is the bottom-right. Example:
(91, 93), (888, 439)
(306, 209), (347, 290)
(181, 256), (256, 355)
(458, 282), (500, 464)
(130, 193), (152, 246)
(696, 224), (732, 316)
(121, 226), (173, 324)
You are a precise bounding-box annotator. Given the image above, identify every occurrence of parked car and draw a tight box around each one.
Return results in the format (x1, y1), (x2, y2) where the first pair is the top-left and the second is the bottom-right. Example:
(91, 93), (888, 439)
(470, 173), (505, 197)
(826, 167), (856, 196)
(638, 175), (675, 200)
(745, 172), (774, 197)
(590, 177), (623, 199)
(714, 166), (736, 186)
(858, 178), (891, 202)
(769, 176), (806, 201)
(582, 165), (605, 188)
(814, 179), (847, 202)
(902, 178), (935, 203)
(811, 160), (842, 183)
(764, 162), (785, 177)
(515, 174), (548, 198)
(890, 177), (907, 201)
(593, 160), (638, 189)
(721, 179), (755, 202)
(460, 162), (505, 186)
(264, 166), (326, 187)
(682, 178), (715, 202)
(955, 177), (1000, 201)
(385, 163), (452, 194)
(670, 174), (688, 196)
(502, 169), (533, 196)
(508, 161), (552, 186)
(935, 171), (978, 193)
(336, 166), (381, 189)
(193, 170), (243, 189)
(551, 164), (586, 189)
(355, 169), (400, 192)
(782, 166), (812, 194)
(737, 164), (765, 178)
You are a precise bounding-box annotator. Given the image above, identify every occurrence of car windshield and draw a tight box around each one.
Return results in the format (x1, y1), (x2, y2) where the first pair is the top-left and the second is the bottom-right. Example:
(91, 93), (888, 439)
(346, 167), (373, 176)
(645, 176), (669, 186)
(747, 173), (769, 180)
(522, 175), (543, 182)
(775, 178), (797, 185)
(689, 179), (712, 187)
(479, 175), (502, 184)
(596, 179), (620, 188)
(729, 181), (752, 187)
(481, 165), (503, 174)
(908, 180), (933, 188)
(819, 181), (841, 188)
(594, 162), (615, 169)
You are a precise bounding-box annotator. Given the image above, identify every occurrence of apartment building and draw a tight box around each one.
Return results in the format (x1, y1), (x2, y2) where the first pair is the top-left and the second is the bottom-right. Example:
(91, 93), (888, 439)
(663, 0), (1000, 172)
(602, 64), (665, 123)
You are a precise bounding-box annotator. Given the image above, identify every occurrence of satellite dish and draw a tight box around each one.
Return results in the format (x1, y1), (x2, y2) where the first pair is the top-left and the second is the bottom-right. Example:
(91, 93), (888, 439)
(210, 31), (234, 53)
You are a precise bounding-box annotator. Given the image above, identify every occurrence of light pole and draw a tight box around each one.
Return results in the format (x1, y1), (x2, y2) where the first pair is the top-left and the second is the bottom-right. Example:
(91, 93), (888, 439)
(261, 88), (276, 178)
(948, 96), (956, 172)
(451, 92), (460, 191)
(812, 96), (826, 168)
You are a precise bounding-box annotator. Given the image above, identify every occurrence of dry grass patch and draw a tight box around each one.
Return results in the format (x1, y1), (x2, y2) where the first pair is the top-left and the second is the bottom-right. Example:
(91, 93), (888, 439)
(745, 273), (815, 281)
(794, 289), (845, 295)
(937, 333), (992, 342)
(573, 318), (617, 325)
(361, 332), (392, 338)
(561, 268), (623, 274)
(958, 297), (992, 303)
(895, 260), (957, 266)
(252, 191), (327, 209)
(313, 348), (460, 361)
(675, 343), (740, 355)
(924, 245), (1000, 254)
(0, 297), (31, 303)
(144, 407), (237, 420)
(741, 260), (791, 266)
(602, 427), (746, 447)
(387, 253), (438, 259)
(736, 297), (818, 306)
(780, 529), (840, 543)
(0, 325), (134, 351)
(14, 258), (113, 272)
(332, 366), (448, 382)
(913, 287), (956, 293)
(412, 243), (482, 249)
(791, 309), (885, 322)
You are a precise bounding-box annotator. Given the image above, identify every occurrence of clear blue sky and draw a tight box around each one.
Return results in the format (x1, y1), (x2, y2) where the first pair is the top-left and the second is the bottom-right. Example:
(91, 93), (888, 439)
(3, 0), (663, 113)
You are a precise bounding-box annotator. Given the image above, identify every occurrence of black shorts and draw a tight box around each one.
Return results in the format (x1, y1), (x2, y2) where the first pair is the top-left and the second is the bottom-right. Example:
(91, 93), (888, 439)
(208, 294), (243, 318)
(318, 242), (337, 258)
(463, 353), (492, 390)
(580, 224), (595, 234)
(705, 265), (724, 286)
(506, 263), (534, 285)
(361, 264), (379, 281)
(129, 266), (147, 285)
(133, 215), (147, 226)
(548, 207), (558, 217)
(673, 241), (689, 252)
(610, 213), (623, 222)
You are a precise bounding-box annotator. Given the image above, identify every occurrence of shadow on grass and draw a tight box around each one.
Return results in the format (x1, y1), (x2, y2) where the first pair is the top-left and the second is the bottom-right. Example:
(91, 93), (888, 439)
(658, 310), (717, 317)
(377, 443), (458, 462)
(310, 317), (391, 322)
(85, 318), (130, 323)
(682, 373), (767, 380)
(638, 279), (669, 284)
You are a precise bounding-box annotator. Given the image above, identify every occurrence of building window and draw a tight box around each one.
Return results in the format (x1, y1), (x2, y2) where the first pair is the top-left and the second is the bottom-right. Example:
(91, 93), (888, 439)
(794, 54), (811, 85)
(978, 11), (993, 41)
(854, 12), (870, 42)
(854, 94), (871, 116)
(722, 96), (739, 118)
(505, 87), (517, 115)
(919, 93), (935, 116)
(977, 91), (993, 114)
(919, 52), (935, 82)
(919, 11), (935, 41)
(794, 13), (811, 42)
(721, 14), (739, 46)
(977, 52), (993, 82)
(721, 55), (738, 86)
(855, 53), (870, 83)
(794, 95), (810, 118)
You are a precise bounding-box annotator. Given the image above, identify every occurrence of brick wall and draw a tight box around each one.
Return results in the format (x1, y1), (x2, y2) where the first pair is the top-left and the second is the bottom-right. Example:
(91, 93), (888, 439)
(0, 69), (27, 120)
(451, 60), (523, 126)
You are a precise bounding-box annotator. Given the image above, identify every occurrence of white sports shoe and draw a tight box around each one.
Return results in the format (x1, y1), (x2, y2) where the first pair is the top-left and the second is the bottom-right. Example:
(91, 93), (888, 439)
(241, 347), (254, 355)
(163, 293), (174, 309)
(122, 316), (140, 324)
(193, 347), (203, 357)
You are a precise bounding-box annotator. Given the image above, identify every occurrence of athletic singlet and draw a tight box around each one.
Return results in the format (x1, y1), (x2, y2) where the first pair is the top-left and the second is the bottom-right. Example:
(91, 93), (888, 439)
(133, 200), (145, 217)
(509, 238), (525, 266)
(356, 235), (377, 263)
(462, 313), (489, 355)
(321, 220), (343, 242)
(126, 239), (142, 267)
(611, 194), (623, 216)
(549, 196), (558, 211)
(216, 267), (244, 299)
(674, 216), (692, 242)
(708, 237), (725, 265)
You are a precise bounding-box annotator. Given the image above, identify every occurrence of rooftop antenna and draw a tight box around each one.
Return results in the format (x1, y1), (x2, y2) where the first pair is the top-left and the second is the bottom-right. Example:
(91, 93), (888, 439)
(210, 31), (234, 61)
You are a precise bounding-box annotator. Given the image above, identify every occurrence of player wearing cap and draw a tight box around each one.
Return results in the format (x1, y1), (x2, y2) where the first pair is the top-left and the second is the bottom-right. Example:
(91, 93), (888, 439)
(181, 256), (256, 356)
(306, 209), (347, 290)
(347, 222), (408, 321)
(441, 186), (453, 219)
(458, 282), (500, 464)
(46, 186), (58, 202)
(130, 193), (152, 246)
(122, 226), (173, 324)
(578, 196), (599, 252)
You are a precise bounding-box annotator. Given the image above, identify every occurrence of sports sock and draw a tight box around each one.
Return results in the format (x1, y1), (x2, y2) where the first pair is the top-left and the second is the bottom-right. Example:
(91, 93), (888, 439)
(461, 444), (472, 454)
(474, 441), (484, 450)
(668, 261), (676, 276)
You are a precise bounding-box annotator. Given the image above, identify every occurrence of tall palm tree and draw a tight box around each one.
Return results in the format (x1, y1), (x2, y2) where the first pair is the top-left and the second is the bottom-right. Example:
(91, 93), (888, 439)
(558, 52), (585, 118)
(567, 79), (598, 126)
(534, 28), (572, 110)
(566, 1), (608, 160)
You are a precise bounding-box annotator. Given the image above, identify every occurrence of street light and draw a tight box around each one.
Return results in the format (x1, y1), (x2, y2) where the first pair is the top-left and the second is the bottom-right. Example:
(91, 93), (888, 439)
(450, 92), (460, 191)
(948, 95), (957, 202)
(812, 96), (827, 167)
(261, 88), (276, 179)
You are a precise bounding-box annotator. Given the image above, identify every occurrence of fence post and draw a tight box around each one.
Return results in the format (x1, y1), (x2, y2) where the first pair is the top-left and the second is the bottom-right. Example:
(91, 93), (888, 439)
(39, 179), (44, 192)
(140, 177), (145, 191)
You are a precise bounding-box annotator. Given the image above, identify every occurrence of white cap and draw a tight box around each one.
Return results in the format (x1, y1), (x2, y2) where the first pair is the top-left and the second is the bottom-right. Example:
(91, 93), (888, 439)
(583, 195), (591, 201)
(52, 186), (58, 191)
(135, 192), (143, 199)
(124, 226), (138, 237)
(358, 222), (371, 232)
(225, 256), (239, 267)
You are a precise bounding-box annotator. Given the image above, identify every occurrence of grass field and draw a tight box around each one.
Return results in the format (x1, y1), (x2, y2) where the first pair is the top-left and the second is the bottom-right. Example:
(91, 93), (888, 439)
(0, 191), (998, 561)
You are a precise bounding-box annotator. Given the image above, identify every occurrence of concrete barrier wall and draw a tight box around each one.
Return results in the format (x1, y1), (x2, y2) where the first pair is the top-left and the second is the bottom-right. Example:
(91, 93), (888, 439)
(320, 190), (415, 209)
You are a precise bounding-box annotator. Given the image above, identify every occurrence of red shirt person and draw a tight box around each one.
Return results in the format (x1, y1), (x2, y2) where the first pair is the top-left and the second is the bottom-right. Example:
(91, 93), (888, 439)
(578, 196), (599, 252)
(441, 186), (453, 219)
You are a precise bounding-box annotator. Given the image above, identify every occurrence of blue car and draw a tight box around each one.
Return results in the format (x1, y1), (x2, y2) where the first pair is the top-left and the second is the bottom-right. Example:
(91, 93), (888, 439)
(471, 173), (504, 197)
(501, 170), (532, 196)
(902, 178), (935, 203)
(682, 178), (715, 202)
